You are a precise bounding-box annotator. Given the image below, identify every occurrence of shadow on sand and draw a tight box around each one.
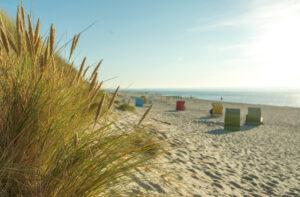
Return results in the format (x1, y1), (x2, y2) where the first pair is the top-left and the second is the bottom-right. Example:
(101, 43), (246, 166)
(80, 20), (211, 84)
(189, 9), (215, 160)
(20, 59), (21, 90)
(199, 116), (221, 120)
(165, 110), (178, 112)
(206, 125), (257, 135)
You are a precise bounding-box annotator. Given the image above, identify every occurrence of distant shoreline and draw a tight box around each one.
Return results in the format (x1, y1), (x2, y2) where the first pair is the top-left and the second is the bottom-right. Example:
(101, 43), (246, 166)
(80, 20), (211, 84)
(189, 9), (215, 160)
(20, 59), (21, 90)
(119, 89), (300, 109)
(119, 90), (300, 109)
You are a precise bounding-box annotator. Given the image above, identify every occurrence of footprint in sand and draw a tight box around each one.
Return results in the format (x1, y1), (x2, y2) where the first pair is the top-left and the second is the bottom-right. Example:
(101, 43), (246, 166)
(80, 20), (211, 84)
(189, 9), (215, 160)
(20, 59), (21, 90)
(187, 168), (197, 174)
(148, 181), (166, 194)
(204, 171), (222, 180)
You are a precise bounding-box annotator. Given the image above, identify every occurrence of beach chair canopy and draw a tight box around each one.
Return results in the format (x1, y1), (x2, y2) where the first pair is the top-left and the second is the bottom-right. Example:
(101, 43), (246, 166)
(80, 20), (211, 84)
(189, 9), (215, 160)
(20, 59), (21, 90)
(212, 102), (223, 115)
(224, 108), (240, 131)
(246, 107), (262, 126)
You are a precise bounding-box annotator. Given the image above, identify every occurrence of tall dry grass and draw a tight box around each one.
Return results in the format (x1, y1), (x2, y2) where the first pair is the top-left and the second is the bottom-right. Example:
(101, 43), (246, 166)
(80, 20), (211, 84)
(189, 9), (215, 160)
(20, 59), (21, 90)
(0, 4), (161, 197)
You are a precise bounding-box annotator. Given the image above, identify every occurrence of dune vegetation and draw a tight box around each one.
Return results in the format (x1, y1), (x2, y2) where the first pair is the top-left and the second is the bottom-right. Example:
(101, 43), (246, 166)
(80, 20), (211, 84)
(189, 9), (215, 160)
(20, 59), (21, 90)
(0, 4), (161, 197)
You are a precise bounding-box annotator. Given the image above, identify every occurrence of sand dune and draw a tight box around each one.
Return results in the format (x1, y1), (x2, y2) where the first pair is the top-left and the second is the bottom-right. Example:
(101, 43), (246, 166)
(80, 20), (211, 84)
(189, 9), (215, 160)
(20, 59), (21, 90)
(119, 93), (300, 196)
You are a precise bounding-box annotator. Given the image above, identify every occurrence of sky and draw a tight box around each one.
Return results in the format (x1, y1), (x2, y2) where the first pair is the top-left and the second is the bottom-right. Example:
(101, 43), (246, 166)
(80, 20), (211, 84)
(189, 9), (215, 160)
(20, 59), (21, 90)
(1, 0), (300, 89)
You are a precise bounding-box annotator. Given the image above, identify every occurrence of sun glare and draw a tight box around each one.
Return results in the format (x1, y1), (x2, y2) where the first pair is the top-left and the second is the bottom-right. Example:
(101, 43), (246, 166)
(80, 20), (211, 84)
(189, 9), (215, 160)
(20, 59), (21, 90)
(252, 12), (300, 86)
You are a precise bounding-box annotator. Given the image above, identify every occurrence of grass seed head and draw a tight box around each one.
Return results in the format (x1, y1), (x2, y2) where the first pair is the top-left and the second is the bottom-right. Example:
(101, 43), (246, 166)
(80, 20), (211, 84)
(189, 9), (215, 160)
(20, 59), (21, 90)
(44, 37), (50, 64)
(8, 34), (18, 54)
(82, 65), (89, 79)
(0, 15), (4, 29)
(27, 14), (34, 42)
(76, 56), (86, 83)
(107, 86), (120, 111)
(21, 3), (26, 28)
(1, 28), (10, 55)
(69, 34), (79, 61)
(94, 93), (106, 127)
(50, 24), (55, 57)
(90, 59), (103, 80)
(34, 18), (40, 44)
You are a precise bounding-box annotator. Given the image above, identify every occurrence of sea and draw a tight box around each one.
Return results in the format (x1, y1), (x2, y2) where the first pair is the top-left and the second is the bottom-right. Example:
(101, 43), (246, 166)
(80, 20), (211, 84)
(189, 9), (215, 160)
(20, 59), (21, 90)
(121, 88), (300, 108)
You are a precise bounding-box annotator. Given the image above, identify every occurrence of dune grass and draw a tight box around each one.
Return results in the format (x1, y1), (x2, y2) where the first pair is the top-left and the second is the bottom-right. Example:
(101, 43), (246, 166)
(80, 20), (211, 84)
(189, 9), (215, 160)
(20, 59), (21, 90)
(0, 4), (162, 196)
(118, 103), (136, 112)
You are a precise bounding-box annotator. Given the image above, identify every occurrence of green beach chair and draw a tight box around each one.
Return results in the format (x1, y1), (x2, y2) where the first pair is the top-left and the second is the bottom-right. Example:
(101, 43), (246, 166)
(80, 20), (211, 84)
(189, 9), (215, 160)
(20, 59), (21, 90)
(246, 107), (262, 126)
(224, 108), (240, 131)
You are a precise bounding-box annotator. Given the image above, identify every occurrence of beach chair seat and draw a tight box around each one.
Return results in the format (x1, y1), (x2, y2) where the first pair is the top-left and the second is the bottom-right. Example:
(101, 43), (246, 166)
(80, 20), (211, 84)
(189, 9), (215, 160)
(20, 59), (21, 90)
(211, 102), (223, 116)
(224, 108), (240, 131)
(246, 107), (263, 126)
(135, 97), (144, 107)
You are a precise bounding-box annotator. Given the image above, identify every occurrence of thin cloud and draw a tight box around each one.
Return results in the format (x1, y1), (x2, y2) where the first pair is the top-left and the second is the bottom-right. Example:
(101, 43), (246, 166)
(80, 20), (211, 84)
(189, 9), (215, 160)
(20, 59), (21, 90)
(186, 1), (300, 33)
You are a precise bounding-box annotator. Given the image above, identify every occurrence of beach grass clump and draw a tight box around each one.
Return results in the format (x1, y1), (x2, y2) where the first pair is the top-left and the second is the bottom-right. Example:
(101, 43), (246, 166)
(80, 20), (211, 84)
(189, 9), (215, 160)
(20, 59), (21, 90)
(118, 103), (136, 112)
(0, 5), (162, 196)
(114, 99), (121, 105)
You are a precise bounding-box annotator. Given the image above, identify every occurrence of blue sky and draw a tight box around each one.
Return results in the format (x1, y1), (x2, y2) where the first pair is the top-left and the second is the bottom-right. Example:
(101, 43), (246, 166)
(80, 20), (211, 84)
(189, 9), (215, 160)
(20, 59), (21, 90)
(1, 0), (300, 89)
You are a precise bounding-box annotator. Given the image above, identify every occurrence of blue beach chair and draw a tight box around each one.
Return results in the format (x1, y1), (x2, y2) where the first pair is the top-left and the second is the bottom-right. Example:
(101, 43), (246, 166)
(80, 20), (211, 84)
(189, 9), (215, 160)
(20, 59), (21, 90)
(135, 97), (144, 107)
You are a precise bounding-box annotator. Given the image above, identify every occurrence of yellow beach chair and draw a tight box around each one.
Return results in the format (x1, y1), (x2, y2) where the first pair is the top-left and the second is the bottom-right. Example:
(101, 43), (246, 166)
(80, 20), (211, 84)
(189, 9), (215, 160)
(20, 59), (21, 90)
(141, 96), (147, 104)
(211, 102), (223, 116)
(224, 108), (240, 131)
(246, 107), (263, 126)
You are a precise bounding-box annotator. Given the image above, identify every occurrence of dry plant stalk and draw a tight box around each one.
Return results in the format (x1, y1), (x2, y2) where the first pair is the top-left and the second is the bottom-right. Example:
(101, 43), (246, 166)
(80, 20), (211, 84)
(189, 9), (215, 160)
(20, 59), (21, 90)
(89, 73), (97, 92)
(1, 28), (10, 55)
(138, 104), (153, 126)
(94, 93), (106, 128)
(25, 31), (32, 55)
(50, 24), (55, 57)
(34, 36), (41, 55)
(44, 37), (50, 63)
(90, 59), (103, 80)
(74, 132), (78, 148)
(51, 58), (56, 73)
(39, 55), (45, 72)
(107, 86), (120, 111)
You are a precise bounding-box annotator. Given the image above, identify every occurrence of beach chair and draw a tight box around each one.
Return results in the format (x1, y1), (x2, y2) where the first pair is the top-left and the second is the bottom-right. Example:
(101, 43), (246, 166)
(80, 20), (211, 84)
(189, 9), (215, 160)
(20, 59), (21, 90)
(121, 95), (129, 104)
(224, 108), (240, 131)
(176, 100), (185, 111)
(135, 97), (144, 107)
(246, 107), (263, 126)
(141, 96), (147, 104)
(148, 96), (154, 104)
(211, 102), (223, 116)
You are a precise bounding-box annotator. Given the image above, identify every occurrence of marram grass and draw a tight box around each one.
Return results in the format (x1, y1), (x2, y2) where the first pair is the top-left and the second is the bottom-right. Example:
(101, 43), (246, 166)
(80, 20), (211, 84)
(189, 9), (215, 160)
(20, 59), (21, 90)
(0, 4), (162, 197)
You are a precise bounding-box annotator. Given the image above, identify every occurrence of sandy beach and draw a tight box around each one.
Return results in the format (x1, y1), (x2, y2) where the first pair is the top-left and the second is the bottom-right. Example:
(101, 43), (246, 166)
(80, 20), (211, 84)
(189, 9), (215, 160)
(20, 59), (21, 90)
(118, 93), (300, 196)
